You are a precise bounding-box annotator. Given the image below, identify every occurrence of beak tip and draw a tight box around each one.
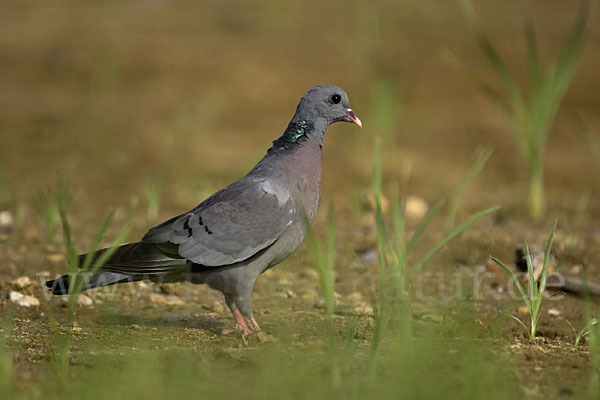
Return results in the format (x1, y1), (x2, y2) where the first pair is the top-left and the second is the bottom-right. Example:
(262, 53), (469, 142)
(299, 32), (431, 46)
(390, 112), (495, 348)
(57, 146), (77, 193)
(346, 108), (362, 128)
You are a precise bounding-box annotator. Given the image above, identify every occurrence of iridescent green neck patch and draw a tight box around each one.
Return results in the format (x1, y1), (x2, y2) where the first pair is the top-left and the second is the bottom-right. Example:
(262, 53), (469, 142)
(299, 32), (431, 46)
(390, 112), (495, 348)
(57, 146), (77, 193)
(283, 120), (313, 144)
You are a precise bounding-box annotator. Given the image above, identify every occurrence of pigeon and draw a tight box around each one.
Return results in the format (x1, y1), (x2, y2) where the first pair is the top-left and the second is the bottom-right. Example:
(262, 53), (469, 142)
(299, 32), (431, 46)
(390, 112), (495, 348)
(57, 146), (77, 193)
(45, 85), (362, 341)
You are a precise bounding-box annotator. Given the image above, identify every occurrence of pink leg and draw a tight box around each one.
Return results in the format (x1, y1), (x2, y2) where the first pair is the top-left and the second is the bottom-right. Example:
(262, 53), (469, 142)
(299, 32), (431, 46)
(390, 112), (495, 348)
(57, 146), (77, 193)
(233, 309), (252, 335)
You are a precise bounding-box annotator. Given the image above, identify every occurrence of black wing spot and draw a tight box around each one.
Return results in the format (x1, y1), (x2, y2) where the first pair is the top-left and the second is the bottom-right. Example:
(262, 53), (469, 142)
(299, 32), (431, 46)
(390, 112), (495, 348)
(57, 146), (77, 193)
(199, 216), (204, 226)
(183, 219), (192, 236)
(204, 225), (213, 235)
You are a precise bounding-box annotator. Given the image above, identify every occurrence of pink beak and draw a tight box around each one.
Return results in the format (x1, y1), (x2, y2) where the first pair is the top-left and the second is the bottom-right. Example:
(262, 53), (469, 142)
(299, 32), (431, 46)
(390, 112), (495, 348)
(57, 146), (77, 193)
(345, 108), (362, 128)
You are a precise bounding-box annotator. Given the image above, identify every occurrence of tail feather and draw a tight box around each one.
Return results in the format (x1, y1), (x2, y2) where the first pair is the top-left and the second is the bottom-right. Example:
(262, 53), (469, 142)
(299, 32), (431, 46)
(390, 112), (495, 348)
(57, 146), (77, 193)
(45, 241), (187, 295)
(45, 271), (138, 295)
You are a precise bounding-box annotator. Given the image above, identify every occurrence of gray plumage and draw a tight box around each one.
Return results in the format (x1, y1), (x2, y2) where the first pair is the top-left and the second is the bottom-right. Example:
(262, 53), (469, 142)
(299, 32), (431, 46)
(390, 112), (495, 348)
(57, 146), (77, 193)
(46, 85), (361, 340)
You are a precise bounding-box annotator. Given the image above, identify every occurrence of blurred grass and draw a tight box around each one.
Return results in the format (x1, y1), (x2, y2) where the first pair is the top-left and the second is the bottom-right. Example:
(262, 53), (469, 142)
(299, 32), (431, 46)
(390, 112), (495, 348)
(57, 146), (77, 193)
(0, 309), (520, 400)
(461, 0), (592, 219)
(46, 188), (132, 380)
(143, 178), (163, 221)
(0, 313), (14, 400)
(445, 146), (493, 231)
(307, 204), (340, 386)
(368, 137), (498, 376)
(35, 188), (60, 243)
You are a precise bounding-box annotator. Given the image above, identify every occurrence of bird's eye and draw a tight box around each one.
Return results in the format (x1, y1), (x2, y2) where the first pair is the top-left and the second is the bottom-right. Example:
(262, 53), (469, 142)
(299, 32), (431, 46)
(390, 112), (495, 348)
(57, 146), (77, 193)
(331, 94), (341, 104)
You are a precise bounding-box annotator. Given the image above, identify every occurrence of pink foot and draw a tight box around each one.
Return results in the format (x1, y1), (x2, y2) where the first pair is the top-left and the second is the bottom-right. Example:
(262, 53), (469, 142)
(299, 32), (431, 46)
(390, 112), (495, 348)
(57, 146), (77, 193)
(249, 317), (276, 342)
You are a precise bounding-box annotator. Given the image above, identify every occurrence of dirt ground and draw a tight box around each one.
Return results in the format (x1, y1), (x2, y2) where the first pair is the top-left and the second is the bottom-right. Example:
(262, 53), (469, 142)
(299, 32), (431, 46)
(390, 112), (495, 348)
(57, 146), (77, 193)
(1, 0), (599, 398)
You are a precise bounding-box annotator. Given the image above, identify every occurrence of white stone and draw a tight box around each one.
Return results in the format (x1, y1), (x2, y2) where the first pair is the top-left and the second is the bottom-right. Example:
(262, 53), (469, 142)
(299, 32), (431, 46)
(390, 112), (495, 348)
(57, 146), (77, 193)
(0, 210), (14, 228)
(77, 294), (93, 306)
(547, 308), (561, 317)
(9, 291), (40, 307)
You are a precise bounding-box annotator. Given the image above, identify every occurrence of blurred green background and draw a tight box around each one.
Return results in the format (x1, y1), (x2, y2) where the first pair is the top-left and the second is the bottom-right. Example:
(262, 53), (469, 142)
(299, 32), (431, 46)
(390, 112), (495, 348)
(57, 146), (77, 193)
(1, 1), (600, 399)
(1, 0), (597, 216)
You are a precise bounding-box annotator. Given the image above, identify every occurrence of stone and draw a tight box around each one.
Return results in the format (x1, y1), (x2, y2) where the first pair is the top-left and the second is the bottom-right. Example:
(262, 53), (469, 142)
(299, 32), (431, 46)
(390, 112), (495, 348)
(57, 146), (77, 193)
(13, 276), (31, 289)
(0, 210), (14, 230)
(9, 291), (40, 307)
(547, 308), (561, 317)
(405, 196), (429, 221)
(517, 306), (529, 315)
(46, 254), (65, 264)
(77, 294), (93, 306)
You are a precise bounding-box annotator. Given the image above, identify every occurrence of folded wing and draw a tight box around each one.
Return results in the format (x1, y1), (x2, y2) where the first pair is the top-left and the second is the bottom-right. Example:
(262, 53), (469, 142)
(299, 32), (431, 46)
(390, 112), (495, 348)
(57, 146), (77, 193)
(142, 179), (295, 266)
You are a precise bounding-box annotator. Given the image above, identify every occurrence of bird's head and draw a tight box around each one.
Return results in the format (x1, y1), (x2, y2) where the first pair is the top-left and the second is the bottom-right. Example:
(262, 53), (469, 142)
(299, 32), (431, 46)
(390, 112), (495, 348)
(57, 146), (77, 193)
(295, 85), (362, 128)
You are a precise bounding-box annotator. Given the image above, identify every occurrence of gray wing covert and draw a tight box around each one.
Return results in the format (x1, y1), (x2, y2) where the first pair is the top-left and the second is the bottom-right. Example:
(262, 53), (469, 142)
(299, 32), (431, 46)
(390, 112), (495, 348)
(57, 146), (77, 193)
(142, 180), (295, 266)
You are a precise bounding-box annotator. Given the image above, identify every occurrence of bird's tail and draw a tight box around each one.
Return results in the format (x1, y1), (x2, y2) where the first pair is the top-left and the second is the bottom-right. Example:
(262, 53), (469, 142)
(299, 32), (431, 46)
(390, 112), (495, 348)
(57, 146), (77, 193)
(45, 241), (187, 295)
(45, 271), (138, 295)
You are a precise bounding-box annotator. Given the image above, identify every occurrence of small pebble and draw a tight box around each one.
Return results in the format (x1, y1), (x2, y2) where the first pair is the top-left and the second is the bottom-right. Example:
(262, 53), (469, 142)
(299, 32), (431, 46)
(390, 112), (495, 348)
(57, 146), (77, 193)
(359, 250), (378, 263)
(0, 210), (14, 230)
(547, 308), (561, 317)
(13, 276), (31, 289)
(313, 299), (326, 310)
(9, 291), (40, 307)
(77, 294), (93, 306)
(517, 306), (529, 315)
(405, 196), (429, 221)
(46, 254), (65, 264)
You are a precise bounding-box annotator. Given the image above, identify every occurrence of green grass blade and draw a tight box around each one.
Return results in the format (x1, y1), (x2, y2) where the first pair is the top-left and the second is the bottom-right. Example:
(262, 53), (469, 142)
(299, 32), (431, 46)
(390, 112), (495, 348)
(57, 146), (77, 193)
(325, 205), (336, 283)
(537, 219), (557, 297)
(392, 194), (407, 268)
(554, 1), (590, 94)
(91, 222), (133, 269)
(524, 243), (538, 300)
(566, 319), (578, 343)
(491, 256), (531, 310)
(306, 205), (336, 317)
(459, 0), (522, 102)
(80, 210), (116, 272)
(406, 200), (443, 255)
(412, 205), (499, 274)
(506, 313), (530, 336)
(446, 147), (493, 230)
(57, 204), (77, 272)
(476, 79), (513, 119)
(524, 19), (542, 95)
